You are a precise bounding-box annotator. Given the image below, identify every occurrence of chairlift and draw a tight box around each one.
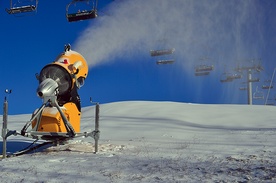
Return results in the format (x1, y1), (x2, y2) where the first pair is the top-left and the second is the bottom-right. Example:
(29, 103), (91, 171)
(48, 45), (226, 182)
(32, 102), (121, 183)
(253, 86), (264, 99)
(248, 78), (260, 83)
(220, 73), (233, 83)
(156, 59), (175, 65)
(262, 85), (273, 89)
(262, 80), (273, 89)
(194, 63), (213, 76)
(195, 71), (210, 76)
(239, 82), (247, 91)
(6, 0), (38, 15)
(194, 65), (214, 73)
(220, 73), (242, 83)
(150, 48), (175, 57)
(194, 56), (214, 73)
(231, 74), (242, 80)
(66, 0), (98, 22)
(239, 87), (247, 91)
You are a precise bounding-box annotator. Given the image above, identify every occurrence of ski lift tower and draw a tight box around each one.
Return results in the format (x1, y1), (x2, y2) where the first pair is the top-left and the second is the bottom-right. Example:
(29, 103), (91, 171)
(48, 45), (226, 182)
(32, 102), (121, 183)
(235, 60), (263, 105)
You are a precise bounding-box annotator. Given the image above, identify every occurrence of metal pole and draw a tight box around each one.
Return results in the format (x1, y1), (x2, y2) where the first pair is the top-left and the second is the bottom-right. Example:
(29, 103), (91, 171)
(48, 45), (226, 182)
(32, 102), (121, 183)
(2, 97), (8, 158)
(247, 69), (253, 105)
(94, 103), (100, 153)
(89, 98), (100, 153)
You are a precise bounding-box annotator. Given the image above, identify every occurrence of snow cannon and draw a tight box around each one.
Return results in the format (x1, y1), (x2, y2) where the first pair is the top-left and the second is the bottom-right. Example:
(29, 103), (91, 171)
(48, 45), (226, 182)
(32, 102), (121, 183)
(21, 44), (89, 141)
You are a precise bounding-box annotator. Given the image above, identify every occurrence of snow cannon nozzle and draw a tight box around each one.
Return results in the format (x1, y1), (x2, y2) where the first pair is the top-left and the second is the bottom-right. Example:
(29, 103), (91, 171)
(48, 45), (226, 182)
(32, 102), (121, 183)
(36, 78), (59, 103)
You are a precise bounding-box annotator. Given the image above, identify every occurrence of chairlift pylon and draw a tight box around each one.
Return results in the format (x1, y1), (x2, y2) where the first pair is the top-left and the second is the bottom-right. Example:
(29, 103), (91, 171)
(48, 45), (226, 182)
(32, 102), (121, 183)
(6, 0), (38, 15)
(66, 0), (98, 22)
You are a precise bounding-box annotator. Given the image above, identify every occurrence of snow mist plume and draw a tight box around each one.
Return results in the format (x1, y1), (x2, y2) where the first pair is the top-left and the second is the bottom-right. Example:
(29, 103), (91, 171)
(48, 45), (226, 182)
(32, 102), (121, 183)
(74, 0), (264, 69)
(74, 0), (266, 104)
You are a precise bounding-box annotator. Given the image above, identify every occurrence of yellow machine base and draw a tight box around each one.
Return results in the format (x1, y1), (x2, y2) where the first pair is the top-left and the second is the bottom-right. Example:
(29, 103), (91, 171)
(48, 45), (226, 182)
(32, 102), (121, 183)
(32, 102), (81, 133)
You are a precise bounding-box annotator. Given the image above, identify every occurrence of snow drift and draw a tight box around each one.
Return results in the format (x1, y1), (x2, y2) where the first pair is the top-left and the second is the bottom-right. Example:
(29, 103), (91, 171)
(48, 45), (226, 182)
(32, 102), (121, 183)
(0, 101), (276, 182)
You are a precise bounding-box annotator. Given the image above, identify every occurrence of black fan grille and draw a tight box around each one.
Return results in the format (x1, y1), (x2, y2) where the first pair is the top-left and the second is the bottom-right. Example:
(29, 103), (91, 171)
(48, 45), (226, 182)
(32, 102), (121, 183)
(39, 65), (72, 95)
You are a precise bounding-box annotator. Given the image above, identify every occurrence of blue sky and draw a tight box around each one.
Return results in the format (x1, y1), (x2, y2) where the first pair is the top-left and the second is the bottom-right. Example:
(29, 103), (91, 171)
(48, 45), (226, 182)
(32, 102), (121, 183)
(0, 0), (276, 114)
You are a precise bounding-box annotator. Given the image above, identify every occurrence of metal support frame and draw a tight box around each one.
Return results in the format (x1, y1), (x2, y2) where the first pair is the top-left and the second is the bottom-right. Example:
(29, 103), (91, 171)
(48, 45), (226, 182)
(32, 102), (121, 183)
(2, 94), (100, 156)
(21, 97), (76, 138)
(21, 98), (100, 153)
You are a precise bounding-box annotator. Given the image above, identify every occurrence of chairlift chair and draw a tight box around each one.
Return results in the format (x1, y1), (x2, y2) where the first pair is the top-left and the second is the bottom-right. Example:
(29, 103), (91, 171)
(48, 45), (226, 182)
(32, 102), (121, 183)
(262, 85), (273, 89)
(220, 72), (233, 83)
(220, 78), (233, 83)
(231, 74), (242, 80)
(226, 73), (242, 80)
(194, 64), (214, 73)
(150, 48), (175, 57)
(195, 71), (210, 76)
(6, 0), (38, 14)
(248, 78), (260, 83)
(220, 73), (242, 83)
(262, 80), (273, 89)
(239, 87), (247, 91)
(66, 0), (98, 22)
(253, 86), (264, 99)
(194, 63), (213, 76)
(195, 55), (215, 72)
(156, 59), (175, 65)
(239, 82), (248, 91)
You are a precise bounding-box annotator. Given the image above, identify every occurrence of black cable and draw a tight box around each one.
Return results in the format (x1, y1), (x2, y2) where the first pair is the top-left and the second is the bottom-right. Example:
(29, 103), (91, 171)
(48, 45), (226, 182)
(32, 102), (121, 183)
(17, 139), (39, 152)
(7, 140), (53, 157)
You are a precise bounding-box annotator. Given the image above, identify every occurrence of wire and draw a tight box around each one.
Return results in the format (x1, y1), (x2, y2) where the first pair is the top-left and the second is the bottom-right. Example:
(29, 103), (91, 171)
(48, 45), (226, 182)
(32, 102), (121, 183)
(17, 139), (39, 152)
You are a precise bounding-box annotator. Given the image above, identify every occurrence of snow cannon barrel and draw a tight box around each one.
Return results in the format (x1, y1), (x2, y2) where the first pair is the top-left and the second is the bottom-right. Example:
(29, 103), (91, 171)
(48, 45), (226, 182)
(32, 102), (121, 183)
(37, 46), (88, 99)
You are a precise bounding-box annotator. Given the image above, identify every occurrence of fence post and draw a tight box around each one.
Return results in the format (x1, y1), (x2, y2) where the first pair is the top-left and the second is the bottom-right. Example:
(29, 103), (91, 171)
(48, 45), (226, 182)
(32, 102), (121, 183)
(2, 90), (12, 158)
(2, 97), (8, 158)
(90, 98), (100, 154)
(94, 102), (100, 153)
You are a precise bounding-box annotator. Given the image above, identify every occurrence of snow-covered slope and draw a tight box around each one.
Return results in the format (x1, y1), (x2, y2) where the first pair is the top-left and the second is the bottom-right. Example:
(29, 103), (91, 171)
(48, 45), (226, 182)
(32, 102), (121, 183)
(0, 101), (276, 182)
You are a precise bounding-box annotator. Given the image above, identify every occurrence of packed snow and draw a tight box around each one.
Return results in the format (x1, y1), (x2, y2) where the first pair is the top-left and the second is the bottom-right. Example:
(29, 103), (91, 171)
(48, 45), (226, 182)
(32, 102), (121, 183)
(0, 101), (276, 182)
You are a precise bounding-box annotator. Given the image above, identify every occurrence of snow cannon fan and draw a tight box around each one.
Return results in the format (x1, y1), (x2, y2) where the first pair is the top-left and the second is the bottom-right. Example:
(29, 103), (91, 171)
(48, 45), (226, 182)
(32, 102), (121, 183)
(21, 44), (88, 140)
